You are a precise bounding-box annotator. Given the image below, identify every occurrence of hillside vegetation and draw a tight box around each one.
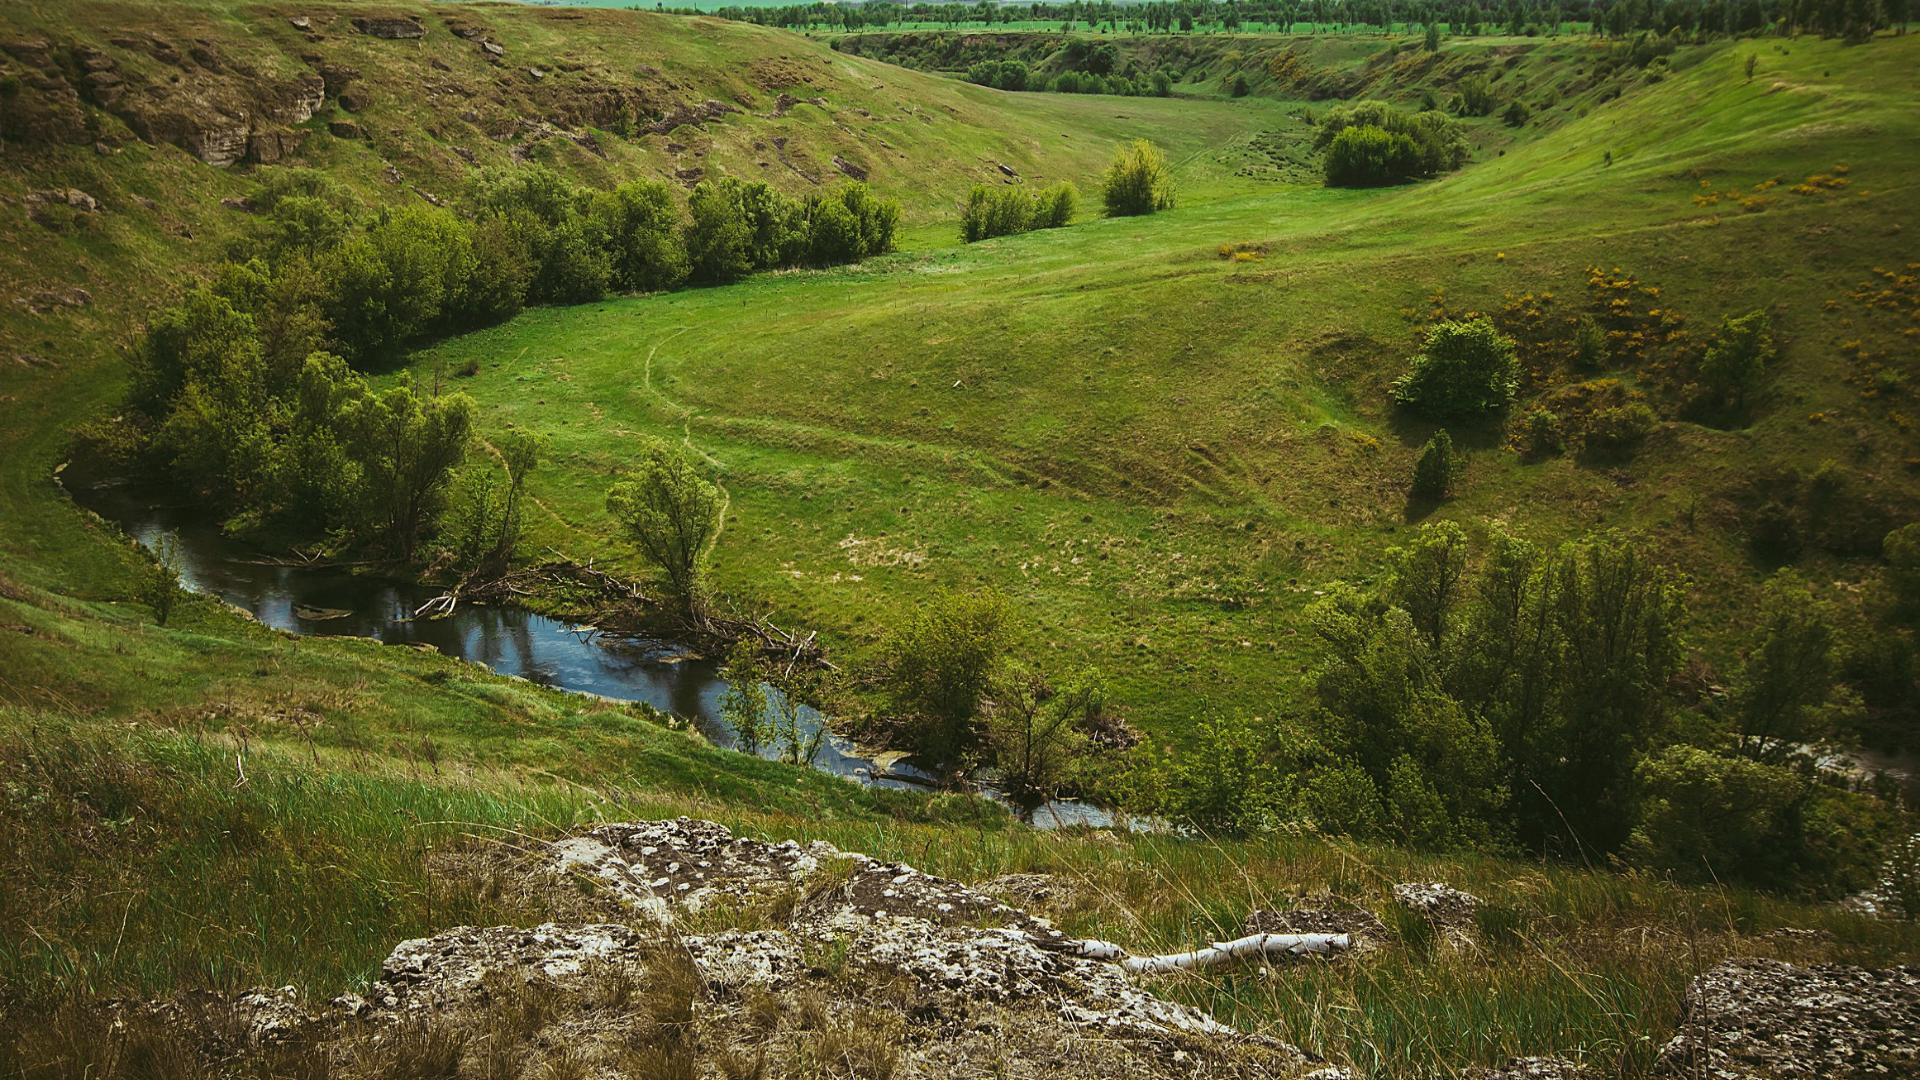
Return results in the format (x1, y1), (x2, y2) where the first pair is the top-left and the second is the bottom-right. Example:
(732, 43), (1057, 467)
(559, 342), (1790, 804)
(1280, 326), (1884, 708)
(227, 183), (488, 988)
(1, 2), (1918, 1076)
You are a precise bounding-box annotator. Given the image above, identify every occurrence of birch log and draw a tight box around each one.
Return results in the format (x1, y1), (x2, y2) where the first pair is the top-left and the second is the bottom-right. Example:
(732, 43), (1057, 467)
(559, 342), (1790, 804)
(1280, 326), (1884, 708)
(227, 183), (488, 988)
(1001, 930), (1350, 972)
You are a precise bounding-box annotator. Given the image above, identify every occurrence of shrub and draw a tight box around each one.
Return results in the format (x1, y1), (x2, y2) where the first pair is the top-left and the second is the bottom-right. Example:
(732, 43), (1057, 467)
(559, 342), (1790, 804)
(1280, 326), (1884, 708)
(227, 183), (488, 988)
(137, 537), (183, 626)
(985, 668), (1096, 821)
(962, 183), (1076, 243)
(1698, 308), (1774, 418)
(1031, 182), (1077, 228)
(1730, 571), (1836, 759)
(1151, 713), (1290, 834)
(1626, 745), (1807, 886)
(1522, 407), (1563, 457)
(1502, 99), (1530, 126)
(1318, 101), (1468, 186)
(1100, 139), (1175, 217)
(1229, 73), (1250, 97)
(1392, 317), (1521, 418)
(801, 194), (862, 266)
(828, 182), (899, 259)
(1456, 74), (1496, 116)
(1411, 429), (1461, 501)
(1323, 125), (1423, 186)
(1581, 401), (1658, 458)
(1571, 314), (1607, 370)
(321, 206), (472, 364)
(961, 185), (1032, 243)
(605, 441), (725, 620)
(1887, 523), (1920, 624)
(459, 214), (536, 326)
(876, 588), (1010, 775)
(1150, 69), (1172, 96)
(340, 377), (475, 560)
(685, 179), (756, 284)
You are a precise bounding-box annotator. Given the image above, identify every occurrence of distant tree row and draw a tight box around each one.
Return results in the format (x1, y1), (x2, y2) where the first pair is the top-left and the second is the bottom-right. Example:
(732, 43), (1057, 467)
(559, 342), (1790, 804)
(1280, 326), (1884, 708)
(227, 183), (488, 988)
(701, 0), (1907, 43)
(966, 57), (1176, 96)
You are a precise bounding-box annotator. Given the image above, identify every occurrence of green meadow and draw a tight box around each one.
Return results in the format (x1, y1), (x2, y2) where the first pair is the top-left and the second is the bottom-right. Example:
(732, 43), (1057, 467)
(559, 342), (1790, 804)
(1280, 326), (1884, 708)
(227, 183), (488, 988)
(411, 33), (1920, 743)
(2, 3), (1918, 1073)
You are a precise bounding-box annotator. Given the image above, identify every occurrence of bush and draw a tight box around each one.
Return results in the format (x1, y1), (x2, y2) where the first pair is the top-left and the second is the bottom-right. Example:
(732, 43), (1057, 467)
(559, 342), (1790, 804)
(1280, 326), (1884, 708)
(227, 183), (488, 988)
(321, 206), (473, 364)
(1629, 745), (1900, 894)
(961, 183), (1076, 243)
(1888, 523), (1920, 625)
(1411, 429), (1461, 501)
(985, 668), (1096, 821)
(1502, 99), (1530, 127)
(876, 588), (1010, 776)
(1032, 182), (1077, 228)
(961, 186), (1029, 243)
(1229, 73), (1250, 96)
(1392, 317), (1520, 418)
(1522, 407), (1564, 458)
(1318, 101), (1468, 186)
(1571, 314), (1607, 370)
(137, 537), (183, 626)
(1582, 401), (1658, 458)
(1698, 309), (1774, 418)
(1626, 745), (1806, 886)
(1150, 69), (1172, 96)
(459, 214), (536, 326)
(1100, 139), (1175, 217)
(685, 178), (757, 284)
(1456, 74), (1496, 116)
(1323, 125), (1423, 186)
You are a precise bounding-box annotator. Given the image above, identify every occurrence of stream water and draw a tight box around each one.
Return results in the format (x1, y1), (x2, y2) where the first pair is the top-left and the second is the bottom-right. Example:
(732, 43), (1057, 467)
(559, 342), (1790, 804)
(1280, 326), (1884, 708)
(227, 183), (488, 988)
(74, 486), (1133, 829)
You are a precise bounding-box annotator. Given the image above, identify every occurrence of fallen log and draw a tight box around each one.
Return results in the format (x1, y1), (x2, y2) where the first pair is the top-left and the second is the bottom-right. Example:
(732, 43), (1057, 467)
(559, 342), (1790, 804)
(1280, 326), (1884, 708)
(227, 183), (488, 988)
(999, 929), (1350, 973)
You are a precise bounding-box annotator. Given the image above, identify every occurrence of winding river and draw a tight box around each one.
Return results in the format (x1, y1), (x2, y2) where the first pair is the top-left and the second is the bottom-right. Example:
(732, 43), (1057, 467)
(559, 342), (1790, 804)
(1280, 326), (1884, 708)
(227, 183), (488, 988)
(74, 485), (1135, 829)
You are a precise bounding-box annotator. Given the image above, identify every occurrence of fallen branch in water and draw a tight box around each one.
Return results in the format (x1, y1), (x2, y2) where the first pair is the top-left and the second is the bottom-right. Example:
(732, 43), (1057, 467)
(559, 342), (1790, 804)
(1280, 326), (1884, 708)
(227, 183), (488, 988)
(1000, 930), (1350, 973)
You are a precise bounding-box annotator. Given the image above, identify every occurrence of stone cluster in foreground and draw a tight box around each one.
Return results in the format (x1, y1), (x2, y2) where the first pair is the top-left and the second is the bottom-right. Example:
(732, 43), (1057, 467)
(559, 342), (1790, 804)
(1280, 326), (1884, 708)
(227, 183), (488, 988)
(118, 819), (1919, 1078)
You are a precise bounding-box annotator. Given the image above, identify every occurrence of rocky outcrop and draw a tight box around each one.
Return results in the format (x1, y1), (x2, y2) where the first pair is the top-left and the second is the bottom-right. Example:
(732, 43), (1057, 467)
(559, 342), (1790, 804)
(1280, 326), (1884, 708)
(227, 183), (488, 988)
(351, 16), (424, 40)
(1393, 881), (1481, 929)
(121, 819), (1320, 1078)
(1656, 958), (1920, 1078)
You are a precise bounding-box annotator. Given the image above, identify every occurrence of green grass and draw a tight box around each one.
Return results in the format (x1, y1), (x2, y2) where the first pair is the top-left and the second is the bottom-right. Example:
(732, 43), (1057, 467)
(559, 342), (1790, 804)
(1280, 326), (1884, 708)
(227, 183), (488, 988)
(2, 9), (1919, 1074)
(409, 34), (1920, 742)
(5, 705), (1916, 1076)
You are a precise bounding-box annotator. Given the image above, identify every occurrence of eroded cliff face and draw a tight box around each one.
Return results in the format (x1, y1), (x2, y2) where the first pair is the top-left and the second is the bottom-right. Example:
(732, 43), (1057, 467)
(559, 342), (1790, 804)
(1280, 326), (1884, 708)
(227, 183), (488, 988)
(0, 3), (883, 193)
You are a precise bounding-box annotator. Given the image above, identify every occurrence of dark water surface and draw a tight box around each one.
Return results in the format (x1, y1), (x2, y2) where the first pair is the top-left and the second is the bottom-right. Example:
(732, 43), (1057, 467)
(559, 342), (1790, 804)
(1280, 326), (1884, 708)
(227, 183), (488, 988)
(76, 486), (1129, 828)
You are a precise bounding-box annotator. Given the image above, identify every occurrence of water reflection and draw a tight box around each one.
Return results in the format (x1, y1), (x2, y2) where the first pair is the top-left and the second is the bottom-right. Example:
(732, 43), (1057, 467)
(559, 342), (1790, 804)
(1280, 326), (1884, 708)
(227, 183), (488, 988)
(76, 485), (1147, 830)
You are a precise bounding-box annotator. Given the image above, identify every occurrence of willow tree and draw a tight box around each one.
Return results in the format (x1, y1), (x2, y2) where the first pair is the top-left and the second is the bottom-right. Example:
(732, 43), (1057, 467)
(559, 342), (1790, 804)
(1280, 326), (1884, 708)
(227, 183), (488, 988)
(606, 441), (724, 622)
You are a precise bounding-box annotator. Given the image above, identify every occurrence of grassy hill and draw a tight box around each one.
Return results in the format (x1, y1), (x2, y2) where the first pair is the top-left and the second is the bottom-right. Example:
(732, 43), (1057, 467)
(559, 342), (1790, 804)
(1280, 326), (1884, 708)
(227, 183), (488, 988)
(406, 33), (1920, 742)
(2, 4), (1918, 1074)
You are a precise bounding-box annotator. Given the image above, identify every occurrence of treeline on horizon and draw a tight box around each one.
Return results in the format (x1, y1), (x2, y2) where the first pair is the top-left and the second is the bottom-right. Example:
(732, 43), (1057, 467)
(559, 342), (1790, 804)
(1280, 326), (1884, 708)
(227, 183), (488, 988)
(677, 0), (1906, 41)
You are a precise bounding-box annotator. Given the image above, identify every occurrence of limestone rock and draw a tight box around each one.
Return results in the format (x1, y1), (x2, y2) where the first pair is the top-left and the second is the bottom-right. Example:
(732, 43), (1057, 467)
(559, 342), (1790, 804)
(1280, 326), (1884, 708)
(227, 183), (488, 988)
(1392, 881), (1482, 930)
(1655, 958), (1920, 1078)
(351, 16), (424, 40)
